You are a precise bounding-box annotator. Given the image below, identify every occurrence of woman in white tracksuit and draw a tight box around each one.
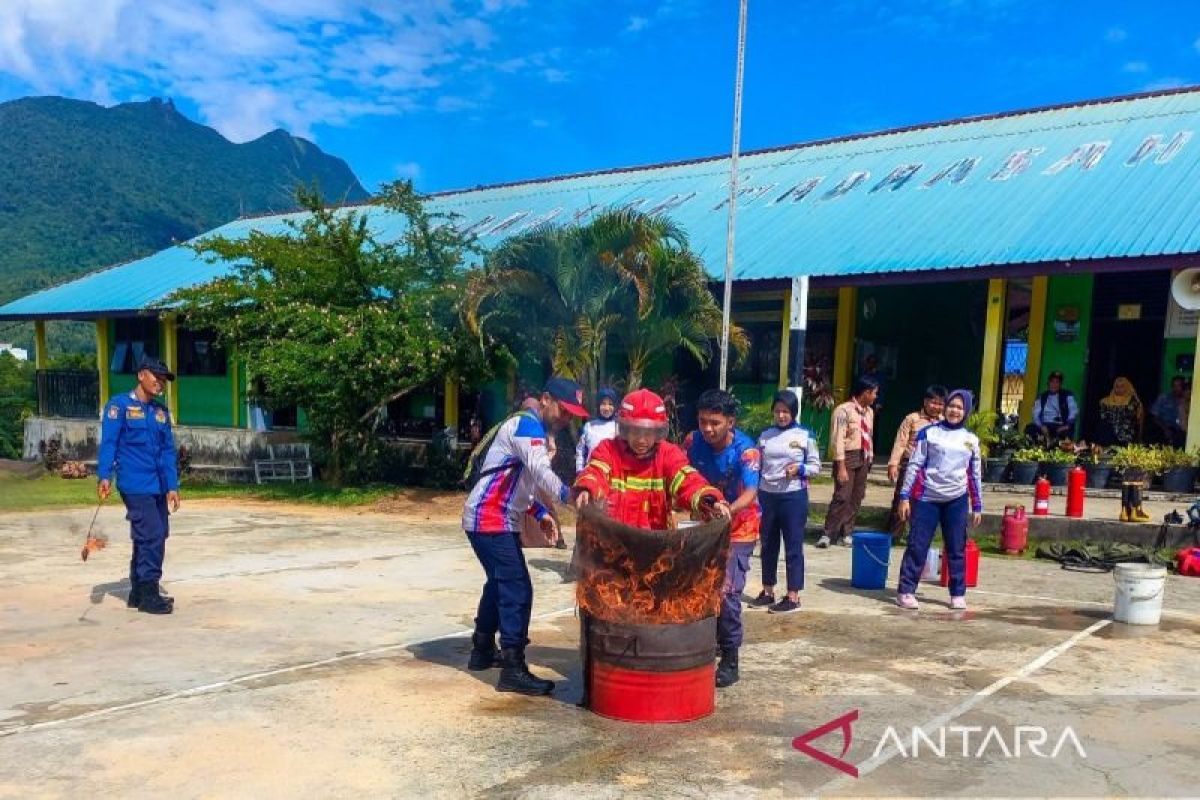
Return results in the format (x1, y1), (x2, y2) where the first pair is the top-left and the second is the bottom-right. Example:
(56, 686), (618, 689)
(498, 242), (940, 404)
(895, 389), (983, 611)
(575, 388), (619, 473)
(750, 390), (822, 614)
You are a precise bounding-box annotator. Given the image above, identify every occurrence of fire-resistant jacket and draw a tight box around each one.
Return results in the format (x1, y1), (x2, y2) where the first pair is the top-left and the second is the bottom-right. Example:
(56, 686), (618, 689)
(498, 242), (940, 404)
(573, 438), (723, 530)
(462, 410), (569, 534)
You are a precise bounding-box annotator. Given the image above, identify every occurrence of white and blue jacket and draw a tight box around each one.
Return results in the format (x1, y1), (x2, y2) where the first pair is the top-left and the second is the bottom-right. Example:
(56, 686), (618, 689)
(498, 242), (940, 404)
(575, 417), (618, 473)
(756, 424), (822, 493)
(899, 422), (983, 512)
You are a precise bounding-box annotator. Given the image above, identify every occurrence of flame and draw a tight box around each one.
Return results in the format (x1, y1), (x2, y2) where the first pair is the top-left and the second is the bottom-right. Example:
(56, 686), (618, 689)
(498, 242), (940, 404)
(575, 506), (729, 625)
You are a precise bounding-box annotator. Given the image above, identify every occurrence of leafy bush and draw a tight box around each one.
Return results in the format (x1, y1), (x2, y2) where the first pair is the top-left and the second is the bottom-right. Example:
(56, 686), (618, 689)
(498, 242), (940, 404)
(966, 410), (999, 457)
(1156, 446), (1197, 470)
(1038, 448), (1077, 466)
(1109, 444), (1165, 474)
(1012, 447), (1044, 464)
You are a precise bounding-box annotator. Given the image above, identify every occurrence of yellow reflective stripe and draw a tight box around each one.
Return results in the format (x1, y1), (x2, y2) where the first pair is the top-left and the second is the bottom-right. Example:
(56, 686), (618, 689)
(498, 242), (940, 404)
(591, 459), (612, 475)
(670, 466), (695, 496)
(624, 476), (664, 490)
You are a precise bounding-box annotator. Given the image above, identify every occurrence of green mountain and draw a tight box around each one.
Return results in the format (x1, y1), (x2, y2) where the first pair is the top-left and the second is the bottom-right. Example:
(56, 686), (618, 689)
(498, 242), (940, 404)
(0, 96), (370, 344)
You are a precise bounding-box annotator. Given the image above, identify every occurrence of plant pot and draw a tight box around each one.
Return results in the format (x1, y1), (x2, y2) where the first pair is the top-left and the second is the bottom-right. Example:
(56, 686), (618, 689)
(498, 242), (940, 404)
(1010, 460), (1039, 485)
(1161, 466), (1198, 494)
(983, 457), (1009, 483)
(1084, 464), (1113, 490)
(1040, 462), (1070, 487)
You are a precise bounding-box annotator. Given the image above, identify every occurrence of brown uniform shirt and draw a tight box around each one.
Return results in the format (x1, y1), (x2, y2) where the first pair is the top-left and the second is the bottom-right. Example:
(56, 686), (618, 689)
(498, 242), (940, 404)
(888, 411), (941, 467)
(831, 400), (874, 462)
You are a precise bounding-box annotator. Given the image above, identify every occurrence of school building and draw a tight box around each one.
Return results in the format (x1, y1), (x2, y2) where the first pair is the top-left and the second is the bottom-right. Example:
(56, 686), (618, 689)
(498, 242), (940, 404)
(5, 86), (1200, 470)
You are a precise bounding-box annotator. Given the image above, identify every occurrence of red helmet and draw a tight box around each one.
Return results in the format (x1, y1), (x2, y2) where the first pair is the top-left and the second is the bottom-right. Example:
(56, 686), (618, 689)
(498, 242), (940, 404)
(618, 389), (669, 430)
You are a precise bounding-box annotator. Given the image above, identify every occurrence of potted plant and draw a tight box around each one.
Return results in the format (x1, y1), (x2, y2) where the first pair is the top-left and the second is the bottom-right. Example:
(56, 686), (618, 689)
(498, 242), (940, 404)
(967, 410), (1007, 482)
(1109, 444), (1161, 489)
(1158, 446), (1198, 493)
(1038, 446), (1077, 487)
(1079, 444), (1114, 489)
(1010, 447), (1043, 485)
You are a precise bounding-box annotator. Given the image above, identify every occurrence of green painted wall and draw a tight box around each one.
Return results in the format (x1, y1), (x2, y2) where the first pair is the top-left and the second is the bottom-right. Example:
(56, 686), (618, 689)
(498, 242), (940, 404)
(1038, 274), (1094, 412)
(178, 375), (234, 427)
(1161, 337), (1194, 395)
(855, 281), (987, 447)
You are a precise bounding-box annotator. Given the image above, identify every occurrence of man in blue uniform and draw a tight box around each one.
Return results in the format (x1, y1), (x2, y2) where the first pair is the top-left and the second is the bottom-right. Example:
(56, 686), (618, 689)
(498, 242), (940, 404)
(97, 355), (181, 615)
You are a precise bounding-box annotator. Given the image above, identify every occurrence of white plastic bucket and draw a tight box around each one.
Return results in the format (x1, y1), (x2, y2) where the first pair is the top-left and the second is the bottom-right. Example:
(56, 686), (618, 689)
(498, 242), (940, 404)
(922, 547), (942, 582)
(1112, 564), (1167, 625)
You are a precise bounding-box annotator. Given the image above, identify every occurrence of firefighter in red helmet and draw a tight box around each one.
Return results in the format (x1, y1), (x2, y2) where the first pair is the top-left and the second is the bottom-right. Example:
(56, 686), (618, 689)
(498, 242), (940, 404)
(574, 388), (729, 528)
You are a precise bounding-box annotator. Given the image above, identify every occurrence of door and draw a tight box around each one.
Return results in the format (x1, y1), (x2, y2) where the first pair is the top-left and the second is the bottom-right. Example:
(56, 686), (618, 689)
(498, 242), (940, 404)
(1082, 271), (1170, 442)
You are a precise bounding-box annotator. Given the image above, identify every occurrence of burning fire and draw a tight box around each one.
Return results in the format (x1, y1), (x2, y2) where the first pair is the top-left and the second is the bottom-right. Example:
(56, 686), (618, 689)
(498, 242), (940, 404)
(80, 534), (108, 562)
(575, 505), (729, 625)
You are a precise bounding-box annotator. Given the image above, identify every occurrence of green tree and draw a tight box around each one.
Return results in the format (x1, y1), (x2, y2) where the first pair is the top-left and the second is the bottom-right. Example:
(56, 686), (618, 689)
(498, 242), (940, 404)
(464, 208), (744, 394)
(0, 353), (35, 460)
(170, 182), (487, 485)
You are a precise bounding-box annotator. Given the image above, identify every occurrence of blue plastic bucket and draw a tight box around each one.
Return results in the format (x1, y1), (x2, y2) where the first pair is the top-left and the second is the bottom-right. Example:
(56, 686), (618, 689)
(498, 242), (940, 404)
(851, 531), (893, 589)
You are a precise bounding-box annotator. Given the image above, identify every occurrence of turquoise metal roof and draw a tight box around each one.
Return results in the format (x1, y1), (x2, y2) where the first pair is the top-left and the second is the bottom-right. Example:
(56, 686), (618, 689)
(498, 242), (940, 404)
(6, 87), (1200, 320)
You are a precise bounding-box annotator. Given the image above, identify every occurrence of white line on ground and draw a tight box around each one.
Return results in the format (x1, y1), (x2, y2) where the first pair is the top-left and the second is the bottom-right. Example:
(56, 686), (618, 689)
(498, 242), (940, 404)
(0, 605), (579, 739)
(816, 616), (1113, 794)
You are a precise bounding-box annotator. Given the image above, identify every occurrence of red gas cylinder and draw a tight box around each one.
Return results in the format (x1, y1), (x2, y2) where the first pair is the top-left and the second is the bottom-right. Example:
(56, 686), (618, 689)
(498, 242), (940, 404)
(1034, 477), (1051, 516)
(940, 539), (980, 587)
(1001, 505), (1028, 555)
(1065, 466), (1086, 518)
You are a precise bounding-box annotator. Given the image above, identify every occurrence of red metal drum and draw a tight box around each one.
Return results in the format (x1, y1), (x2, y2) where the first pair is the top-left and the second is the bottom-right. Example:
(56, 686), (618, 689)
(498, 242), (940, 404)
(584, 616), (716, 723)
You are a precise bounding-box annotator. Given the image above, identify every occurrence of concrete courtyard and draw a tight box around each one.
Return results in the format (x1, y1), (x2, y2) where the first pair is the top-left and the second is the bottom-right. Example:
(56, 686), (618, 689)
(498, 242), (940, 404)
(0, 495), (1197, 798)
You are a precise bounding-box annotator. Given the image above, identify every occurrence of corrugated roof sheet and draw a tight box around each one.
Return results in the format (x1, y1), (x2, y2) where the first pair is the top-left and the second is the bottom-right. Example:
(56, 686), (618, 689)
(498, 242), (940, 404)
(6, 87), (1200, 320)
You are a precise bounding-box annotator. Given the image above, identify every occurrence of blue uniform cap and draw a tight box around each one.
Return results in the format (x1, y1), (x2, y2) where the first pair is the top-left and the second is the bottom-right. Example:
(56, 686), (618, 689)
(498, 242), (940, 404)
(138, 355), (175, 382)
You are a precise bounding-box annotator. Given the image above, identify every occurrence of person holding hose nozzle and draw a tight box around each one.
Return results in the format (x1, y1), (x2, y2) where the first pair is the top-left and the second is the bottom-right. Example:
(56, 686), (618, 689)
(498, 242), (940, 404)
(894, 389), (984, 611)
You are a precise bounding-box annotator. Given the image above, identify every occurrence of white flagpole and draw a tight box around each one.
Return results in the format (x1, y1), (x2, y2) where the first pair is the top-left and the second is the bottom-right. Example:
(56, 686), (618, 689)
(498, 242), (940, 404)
(719, 0), (748, 390)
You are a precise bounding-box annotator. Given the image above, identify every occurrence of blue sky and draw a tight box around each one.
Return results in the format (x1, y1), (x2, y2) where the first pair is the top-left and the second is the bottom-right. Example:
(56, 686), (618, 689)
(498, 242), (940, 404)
(0, 1), (1198, 194)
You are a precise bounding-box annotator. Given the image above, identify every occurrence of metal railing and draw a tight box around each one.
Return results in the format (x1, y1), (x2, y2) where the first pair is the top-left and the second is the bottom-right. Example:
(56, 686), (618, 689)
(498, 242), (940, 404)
(36, 370), (99, 419)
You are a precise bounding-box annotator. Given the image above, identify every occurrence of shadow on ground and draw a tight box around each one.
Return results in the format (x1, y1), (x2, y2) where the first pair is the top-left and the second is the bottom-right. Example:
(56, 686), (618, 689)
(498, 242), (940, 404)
(407, 636), (583, 707)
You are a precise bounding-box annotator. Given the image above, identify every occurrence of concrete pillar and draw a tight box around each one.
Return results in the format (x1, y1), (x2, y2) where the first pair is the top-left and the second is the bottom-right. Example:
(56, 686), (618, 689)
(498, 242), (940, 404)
(979, 278), (1008, 413)
(1019, 276), (1048, 426)
(831, 287), (857, 399)
(95, 319), (110, 412)
(161, 316), (179, 421)
(34, 320), (48, 369)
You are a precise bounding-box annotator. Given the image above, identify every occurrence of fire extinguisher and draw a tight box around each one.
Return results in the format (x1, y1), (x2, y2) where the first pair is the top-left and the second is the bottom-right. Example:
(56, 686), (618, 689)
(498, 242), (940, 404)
(1034, 476), (1051, 516)
(1065, 466), (1086, 518)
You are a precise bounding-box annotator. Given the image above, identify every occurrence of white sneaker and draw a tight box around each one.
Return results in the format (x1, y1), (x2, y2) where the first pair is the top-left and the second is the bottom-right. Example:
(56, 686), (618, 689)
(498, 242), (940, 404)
(896, 593), (919, 610)
(816, 534), (831, 549)
(950, 596), (967, 610)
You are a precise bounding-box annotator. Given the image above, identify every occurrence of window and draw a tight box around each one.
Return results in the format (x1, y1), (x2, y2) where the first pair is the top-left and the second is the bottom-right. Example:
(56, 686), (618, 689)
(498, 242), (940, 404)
(110, 317), (159, 374)
(729, 324), (782, 385)
(179, 327), (227, 376)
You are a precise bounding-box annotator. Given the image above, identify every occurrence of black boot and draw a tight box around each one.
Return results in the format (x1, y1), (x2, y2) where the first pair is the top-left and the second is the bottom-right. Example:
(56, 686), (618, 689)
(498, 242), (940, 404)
(467, 632), (502, 671)
(496, 648), (555, 696)
(137, 581), (173, 615)
(716, 647), (740, 688)
(126, 580), (141, 608)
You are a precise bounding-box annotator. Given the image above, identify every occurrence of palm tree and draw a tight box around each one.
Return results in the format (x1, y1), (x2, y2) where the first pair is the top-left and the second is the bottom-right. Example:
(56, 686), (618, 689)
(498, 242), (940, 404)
(464, 208), (746, 396)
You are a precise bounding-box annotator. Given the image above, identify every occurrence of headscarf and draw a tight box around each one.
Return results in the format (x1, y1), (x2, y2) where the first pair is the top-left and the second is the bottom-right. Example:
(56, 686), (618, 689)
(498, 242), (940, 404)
(596, 388), (620, 419)
(944, 389), (974, 430)
(772, 390), (800, 428)
(1101, 377), (1138, 408)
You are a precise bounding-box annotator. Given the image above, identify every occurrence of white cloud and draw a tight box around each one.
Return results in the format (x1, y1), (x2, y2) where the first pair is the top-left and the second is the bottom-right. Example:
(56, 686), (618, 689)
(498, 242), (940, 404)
(626, 16), (650, 33)
(0, 0), (528, 142)
(1122, 60), (1149, 73)
(1105, 26), (1128, 43)
(435, 95), (476, 113)
(393, 161), (421, 179)
(542, 67), (568, 83)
